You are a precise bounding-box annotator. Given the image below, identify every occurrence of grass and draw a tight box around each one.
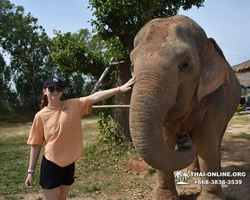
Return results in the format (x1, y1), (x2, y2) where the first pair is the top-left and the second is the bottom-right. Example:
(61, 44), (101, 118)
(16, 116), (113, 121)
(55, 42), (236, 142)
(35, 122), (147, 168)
(232, 132), (250, 140)
(0, 114), (248, 199)
(228, 113), (250, 126)
(0, 115), (151, 200)
(0, 123), (41, 199)
(72, 142), (139, 197)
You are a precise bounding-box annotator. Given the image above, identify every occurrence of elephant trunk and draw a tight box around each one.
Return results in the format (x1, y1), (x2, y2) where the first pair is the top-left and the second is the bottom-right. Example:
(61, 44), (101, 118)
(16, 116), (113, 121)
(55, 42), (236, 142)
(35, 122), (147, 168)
(129, 76), (196, 171)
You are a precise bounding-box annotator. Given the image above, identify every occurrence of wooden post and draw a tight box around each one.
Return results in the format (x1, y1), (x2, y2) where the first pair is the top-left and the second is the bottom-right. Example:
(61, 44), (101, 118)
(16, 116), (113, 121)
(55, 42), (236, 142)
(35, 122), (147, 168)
(91, 66), (111, 94)
(90, 57), (131, 94)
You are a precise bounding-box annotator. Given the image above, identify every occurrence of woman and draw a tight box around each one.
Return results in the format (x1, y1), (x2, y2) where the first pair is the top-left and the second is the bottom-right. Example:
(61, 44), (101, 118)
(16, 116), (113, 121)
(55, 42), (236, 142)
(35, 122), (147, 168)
(25, 76), (135, 200)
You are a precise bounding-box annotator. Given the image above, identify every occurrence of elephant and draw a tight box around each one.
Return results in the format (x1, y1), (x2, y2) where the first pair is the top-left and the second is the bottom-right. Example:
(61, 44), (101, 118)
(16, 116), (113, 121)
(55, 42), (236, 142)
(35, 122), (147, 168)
(129, 15), (241, 200)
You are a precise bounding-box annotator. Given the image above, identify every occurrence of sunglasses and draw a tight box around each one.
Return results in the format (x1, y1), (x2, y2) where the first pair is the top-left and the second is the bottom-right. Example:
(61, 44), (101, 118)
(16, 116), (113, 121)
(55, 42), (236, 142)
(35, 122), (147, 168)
(48, 86), (64, 92)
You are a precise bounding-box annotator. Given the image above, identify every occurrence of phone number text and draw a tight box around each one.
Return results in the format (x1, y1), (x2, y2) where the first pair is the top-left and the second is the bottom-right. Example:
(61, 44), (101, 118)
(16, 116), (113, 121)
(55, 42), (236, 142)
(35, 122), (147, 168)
(194, 180), (243, 185)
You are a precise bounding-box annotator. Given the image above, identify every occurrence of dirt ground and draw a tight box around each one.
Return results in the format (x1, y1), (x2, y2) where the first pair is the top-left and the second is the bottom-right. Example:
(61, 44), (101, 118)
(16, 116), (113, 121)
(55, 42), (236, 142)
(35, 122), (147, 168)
(119, 124), (250, 200)
(21, 124), (250, 200)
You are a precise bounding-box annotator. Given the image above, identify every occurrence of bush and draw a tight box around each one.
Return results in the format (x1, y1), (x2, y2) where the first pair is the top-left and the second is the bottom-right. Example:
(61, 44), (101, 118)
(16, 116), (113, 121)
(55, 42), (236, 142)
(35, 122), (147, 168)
(97, 111), (123, 144)
(237, 104), (244, 113)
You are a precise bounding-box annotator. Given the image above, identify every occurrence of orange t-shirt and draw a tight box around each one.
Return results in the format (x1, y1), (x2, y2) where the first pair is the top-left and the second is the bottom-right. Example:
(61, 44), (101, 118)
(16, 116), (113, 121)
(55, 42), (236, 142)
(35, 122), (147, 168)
(27, 97), (93, 167)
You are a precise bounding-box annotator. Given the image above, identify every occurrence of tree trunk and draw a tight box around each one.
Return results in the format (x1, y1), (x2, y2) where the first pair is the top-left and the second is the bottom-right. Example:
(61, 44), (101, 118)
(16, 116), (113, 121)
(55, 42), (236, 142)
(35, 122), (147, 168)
(112, 62), (132, 142)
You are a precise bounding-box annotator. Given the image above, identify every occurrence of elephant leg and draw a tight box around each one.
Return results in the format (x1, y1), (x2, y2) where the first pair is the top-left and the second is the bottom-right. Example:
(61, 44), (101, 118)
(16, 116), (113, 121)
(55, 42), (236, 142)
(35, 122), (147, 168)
(187, 156), (200, 173)
(193, 124), (224, 200)
(153, 129), (179, 200)
(218, 125), (227, 172)
(196, 156), (224, 200)
(154, 170), (179, 200)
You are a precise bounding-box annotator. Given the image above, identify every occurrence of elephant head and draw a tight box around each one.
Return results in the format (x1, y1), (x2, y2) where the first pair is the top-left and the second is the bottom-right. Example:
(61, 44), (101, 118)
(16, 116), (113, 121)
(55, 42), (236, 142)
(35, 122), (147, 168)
(129, 15), (229, 171)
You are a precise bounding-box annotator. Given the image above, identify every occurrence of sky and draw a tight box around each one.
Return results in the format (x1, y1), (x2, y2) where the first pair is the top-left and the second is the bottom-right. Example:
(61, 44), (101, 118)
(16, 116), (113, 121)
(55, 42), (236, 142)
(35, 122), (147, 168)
(10, 0), (250, 66)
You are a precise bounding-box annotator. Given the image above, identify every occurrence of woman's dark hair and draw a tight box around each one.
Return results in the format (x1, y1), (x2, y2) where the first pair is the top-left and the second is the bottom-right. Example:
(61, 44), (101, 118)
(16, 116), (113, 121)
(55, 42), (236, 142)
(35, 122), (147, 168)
(40, 94), (48, 109)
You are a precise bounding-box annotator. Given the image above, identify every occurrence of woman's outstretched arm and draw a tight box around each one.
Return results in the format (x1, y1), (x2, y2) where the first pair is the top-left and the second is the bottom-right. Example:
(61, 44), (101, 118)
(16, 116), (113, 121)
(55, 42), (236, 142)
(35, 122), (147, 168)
(89, 76), (136, 105)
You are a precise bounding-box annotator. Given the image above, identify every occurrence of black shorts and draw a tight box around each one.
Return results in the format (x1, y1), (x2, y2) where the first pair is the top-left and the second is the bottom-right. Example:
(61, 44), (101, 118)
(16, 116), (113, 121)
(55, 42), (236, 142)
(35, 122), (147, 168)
(40, 156), (75, 189)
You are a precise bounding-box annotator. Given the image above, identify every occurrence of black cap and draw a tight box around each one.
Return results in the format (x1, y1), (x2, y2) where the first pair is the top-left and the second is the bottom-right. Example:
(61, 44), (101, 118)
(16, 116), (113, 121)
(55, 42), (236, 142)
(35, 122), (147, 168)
(43, 77), (64, 88)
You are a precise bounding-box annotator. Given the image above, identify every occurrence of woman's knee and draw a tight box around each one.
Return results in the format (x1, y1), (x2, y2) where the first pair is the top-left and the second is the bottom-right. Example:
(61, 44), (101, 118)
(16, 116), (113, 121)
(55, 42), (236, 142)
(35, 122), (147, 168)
(58, 185), (71, 200)
(43, 187), (60, 200)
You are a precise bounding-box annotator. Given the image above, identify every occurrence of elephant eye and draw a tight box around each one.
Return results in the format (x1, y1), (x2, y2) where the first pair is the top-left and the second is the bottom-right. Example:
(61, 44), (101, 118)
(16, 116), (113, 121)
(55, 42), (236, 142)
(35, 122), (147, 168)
(179, 60), (189, 71)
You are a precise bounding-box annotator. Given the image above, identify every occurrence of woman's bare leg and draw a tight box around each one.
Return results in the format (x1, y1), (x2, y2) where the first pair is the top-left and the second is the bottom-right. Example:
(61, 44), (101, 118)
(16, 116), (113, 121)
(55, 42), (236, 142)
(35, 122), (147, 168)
(43, 187), (60, 200)
(43, 185), (71, 200)
(59, 185), (71, 200)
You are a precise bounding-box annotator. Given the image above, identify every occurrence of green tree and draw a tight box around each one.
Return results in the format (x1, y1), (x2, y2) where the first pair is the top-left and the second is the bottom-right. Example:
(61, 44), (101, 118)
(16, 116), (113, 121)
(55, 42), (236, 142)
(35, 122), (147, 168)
(51, 28), (118, 88)
(0, 0), (56, 111)
(51, 0), (205, 142)
(51, 29), (119, 108)
(0, 53), (14, 113)
(59, 73), (95, 100)
(88, 0), (205, 141)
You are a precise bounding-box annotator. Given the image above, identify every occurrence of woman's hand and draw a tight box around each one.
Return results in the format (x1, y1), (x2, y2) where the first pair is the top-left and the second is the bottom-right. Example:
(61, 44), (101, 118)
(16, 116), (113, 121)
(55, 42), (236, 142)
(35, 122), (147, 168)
(119, 76), (136, 93)
(89, 76), (136, 105)
(25, 145), (41, 189)
(25, 173), (35, 189)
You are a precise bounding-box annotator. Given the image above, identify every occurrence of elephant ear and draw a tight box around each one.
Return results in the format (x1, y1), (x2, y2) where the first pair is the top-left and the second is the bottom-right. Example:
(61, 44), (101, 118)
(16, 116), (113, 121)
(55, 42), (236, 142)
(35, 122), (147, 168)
(197, 38), (230, 102)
